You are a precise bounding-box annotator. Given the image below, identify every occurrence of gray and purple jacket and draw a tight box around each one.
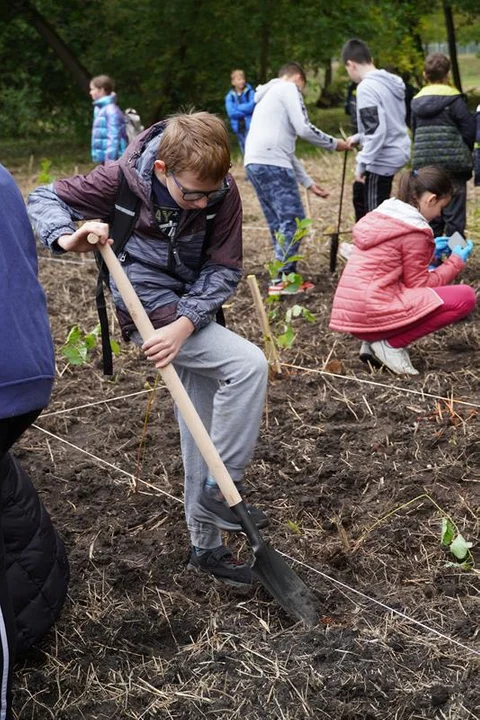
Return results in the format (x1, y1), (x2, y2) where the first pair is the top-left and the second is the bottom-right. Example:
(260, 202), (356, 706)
(28, 123), (243, 336)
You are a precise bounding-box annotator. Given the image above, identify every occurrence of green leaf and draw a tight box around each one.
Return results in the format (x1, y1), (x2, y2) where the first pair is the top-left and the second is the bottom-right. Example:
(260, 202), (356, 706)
(61, 344), (86, 365)
(277, 326), (295, 348)
(110, 339), (121, 356)
(83, 332), (97, 350)
(65, 325), (82, 345)
(449, 534), (473, 560)
(286, 519), (302, 535)
(302, 308), (316, 323)
(441, 517), (455, 546)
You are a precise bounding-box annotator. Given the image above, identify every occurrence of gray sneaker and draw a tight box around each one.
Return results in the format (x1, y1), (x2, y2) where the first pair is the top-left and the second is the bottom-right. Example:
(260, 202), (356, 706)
(370, 340), (419, 375)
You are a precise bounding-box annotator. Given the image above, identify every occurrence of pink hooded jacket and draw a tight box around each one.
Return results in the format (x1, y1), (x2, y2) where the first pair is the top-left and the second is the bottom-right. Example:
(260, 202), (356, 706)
(330, 198), (465, 334)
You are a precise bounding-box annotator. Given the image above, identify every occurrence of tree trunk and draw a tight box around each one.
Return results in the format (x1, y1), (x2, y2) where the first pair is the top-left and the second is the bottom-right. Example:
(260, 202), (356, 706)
(259, 0), (270, 83)
(443, 1), (462, 92)
(13, 1), (91, 95)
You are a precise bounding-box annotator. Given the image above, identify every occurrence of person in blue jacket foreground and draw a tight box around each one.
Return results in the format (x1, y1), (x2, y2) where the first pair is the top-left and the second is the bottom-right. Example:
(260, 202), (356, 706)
(0, 165), (64, 719)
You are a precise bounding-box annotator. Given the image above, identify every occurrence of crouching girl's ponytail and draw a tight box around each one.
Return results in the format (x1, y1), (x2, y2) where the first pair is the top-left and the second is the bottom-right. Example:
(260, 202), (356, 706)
(397, 167), (453, 208)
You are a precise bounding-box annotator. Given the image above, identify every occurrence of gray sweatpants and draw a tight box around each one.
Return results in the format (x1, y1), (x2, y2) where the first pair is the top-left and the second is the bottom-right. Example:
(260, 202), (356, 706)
(133, 321), (268, 549)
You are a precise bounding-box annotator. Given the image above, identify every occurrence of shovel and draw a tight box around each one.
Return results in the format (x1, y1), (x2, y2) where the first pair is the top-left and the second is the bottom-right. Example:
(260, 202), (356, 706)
(329, 150), (348, 273)
(87, 234), (318, 627)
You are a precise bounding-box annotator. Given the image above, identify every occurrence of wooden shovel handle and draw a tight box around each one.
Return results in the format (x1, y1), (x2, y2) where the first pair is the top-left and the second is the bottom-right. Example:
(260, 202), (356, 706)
(87, 233), (242, 507)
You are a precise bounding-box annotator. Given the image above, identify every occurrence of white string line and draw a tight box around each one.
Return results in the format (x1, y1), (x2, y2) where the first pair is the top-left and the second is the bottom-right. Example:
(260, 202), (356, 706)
(281, 551), (480, 658)
(282, 362), (480, 410)
(31, 424), (182, 505)
(38, 256), (96, 266)
(31, 422), (479, 659)
(40, 387), (167, 417)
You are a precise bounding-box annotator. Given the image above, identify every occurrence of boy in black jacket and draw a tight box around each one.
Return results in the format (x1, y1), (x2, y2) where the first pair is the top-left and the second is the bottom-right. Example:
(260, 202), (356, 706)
(411, 52), (475, 237)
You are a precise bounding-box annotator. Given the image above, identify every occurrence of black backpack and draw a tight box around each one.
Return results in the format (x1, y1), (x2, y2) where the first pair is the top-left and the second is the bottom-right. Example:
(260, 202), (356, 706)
(96, 171), (225, 375)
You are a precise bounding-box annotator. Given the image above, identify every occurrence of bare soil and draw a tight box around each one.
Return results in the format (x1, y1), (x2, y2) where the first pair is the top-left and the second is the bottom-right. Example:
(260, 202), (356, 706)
(9, 154), (480, 719)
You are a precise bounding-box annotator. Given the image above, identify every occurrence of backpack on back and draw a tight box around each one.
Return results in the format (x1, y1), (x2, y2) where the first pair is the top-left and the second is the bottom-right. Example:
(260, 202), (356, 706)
(124, 108), (144, 144)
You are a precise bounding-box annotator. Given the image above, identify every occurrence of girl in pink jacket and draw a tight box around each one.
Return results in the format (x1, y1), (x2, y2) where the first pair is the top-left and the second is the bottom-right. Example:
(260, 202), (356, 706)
(330, 167), (476, 375)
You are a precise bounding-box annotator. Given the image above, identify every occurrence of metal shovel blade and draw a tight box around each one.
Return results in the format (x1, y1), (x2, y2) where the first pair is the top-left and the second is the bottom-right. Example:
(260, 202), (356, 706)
(233, 502), (318, 627)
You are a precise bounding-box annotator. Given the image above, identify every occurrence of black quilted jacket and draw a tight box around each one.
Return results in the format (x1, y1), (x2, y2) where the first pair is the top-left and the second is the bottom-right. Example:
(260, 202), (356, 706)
(411, 84), (475, 179)
(2, 453), (69, 654)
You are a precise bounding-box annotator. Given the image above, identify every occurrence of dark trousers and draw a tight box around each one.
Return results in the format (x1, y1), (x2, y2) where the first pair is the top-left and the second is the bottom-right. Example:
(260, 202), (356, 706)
(364, 172), (394, 212)
(353, 180), (367, 221)
(0, 409), (42, 720)
(430, 179), (467, 237)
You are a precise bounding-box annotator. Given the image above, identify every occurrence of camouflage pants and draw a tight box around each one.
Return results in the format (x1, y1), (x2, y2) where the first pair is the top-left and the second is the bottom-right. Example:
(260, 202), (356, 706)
(246, 164), (305, 275)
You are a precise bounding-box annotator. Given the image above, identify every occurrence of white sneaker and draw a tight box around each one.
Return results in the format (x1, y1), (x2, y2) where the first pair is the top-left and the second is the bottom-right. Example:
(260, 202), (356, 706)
(370, 340), (419, 375)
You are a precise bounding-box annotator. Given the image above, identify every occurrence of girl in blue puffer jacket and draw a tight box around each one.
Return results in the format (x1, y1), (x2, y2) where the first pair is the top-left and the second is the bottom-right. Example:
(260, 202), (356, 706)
(90, 75), (128, 163)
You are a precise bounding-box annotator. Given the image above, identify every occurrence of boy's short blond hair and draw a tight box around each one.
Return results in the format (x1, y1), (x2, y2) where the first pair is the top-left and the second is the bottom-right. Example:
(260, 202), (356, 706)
(231, 69), (245, 80)
(158, 112), (231, 182)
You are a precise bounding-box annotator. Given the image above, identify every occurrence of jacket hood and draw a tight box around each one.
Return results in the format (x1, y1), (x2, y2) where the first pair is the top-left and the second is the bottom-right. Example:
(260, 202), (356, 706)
(411, 84), (462, 119)
(254, 78), (283, 103)
(93, 93), (118, 108)
(363, 70), (405, 101)
(118, 122), (164, 204)
(354, 197), (433, 250)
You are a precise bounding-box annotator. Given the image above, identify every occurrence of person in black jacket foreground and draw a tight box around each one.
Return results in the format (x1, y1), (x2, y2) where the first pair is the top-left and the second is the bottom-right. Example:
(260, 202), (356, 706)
(0, 164), (69, 719)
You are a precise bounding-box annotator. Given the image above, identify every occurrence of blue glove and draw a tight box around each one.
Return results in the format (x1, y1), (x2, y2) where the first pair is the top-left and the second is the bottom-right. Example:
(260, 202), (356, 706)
(452, 239), (474, 263)
(433, 236), (451, 260)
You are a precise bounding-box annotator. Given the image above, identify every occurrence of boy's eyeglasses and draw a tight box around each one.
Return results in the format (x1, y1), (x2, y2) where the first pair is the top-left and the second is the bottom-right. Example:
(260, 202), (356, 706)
(168, 172), (229, 202)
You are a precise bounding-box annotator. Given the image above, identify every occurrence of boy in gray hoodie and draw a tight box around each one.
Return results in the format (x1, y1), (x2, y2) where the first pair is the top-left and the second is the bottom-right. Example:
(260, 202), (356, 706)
(342, 39), (411, 213)
(244, 62), (349, 294)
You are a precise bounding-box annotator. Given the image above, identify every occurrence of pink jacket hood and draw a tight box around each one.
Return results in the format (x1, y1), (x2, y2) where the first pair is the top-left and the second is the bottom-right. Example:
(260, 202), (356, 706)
(354, 198), (433, 250)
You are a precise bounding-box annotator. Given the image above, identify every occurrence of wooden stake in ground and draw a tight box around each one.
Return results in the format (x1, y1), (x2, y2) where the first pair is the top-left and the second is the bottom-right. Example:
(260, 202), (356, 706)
(246, 274), (282, 377)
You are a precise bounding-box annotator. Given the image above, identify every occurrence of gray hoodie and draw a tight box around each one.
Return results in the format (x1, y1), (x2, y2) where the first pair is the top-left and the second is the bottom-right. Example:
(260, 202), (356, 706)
(353, 69), (411, 176)
(244, 78), (337, 187)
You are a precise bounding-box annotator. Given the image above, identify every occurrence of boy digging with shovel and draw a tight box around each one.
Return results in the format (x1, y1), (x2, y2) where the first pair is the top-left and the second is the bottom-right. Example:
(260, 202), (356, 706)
(28, 111), (269, 588)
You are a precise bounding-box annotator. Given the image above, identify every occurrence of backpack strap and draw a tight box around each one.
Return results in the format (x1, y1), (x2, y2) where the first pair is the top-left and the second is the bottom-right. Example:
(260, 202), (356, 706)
(96, 170), (141, 375)
(204, 209), (226, 328)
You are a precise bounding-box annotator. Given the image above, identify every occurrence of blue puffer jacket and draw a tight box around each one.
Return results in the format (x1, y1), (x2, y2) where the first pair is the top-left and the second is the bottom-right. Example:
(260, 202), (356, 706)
(0, 165), (54, 420)
(225, 84), (255, 133)
(91, 93), (128, 163)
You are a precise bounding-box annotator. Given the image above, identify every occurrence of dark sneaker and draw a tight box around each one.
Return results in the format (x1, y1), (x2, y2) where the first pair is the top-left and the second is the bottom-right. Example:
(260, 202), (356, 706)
(359, 341), (382, 368)
(192, 487), (269, 532)
(187, 546), (253, 586)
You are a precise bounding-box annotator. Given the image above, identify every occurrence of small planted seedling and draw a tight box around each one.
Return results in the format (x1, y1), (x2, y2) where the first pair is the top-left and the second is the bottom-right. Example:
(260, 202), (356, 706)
(276, 303), (316, 349)
(61, 324), (120, 366)
(440, 517), (474, 568)
(38, 158), (54, 184)
(266, 218), (316, 350)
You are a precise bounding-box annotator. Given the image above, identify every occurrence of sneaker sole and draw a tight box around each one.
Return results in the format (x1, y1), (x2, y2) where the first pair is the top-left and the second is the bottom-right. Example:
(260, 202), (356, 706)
(369, 351), (419, 375)
(191, 503), (269, 532)
(187, 560), (253, 587)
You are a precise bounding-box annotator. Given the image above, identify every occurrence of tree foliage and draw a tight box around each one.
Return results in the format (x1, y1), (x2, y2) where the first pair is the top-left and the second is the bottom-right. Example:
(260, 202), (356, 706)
(0, 0), (478, 140)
